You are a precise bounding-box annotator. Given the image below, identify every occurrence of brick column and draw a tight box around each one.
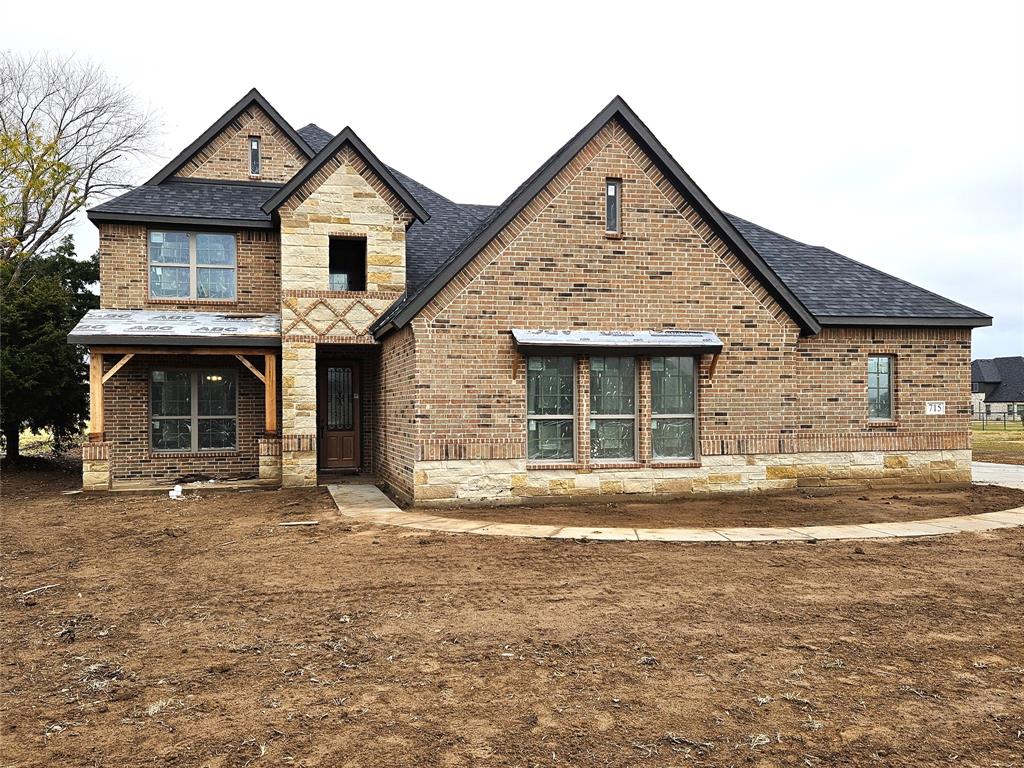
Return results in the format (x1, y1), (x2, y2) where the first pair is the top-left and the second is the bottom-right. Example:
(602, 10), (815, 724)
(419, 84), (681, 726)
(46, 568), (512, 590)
(281, 340), (317, 486)
(577, 355), (590, 466)
(638, 356), (652, 463)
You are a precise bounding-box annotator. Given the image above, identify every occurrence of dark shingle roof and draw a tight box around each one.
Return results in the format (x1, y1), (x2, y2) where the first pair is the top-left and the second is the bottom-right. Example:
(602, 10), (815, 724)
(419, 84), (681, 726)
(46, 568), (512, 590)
(92, 115), (990, 332)
(298, 124), (333, 153)
(972, 357), (1024, 402)
(726, 215), (990, 324)
(89, 180), (278, 227)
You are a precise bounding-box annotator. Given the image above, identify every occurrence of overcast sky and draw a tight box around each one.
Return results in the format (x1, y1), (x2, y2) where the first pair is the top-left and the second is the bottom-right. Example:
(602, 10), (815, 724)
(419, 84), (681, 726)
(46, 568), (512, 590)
(8, 0), (1022, 357)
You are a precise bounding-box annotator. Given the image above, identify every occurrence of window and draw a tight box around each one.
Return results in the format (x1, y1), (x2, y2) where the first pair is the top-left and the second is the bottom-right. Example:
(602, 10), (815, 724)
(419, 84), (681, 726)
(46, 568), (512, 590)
(151, 370), (237, 452)
(605, 179), (621, 233)
(329, 237), (367, 291)
(985, 402), (992, 416)
(651, 356), (697, 459)
(149, 231), (236, 300)
(867, 355), (893, 420)
(590, 356), (635, 460)
(527, 356), (575, 461)
(249, 136), (261, 176)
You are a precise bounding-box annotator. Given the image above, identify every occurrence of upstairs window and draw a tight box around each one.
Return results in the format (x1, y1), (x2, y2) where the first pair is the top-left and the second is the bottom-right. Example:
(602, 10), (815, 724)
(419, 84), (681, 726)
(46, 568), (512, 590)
(329, 237), (367, 291)
(867, 355), (893, 420)
(590, 356), (635, 460)
(249, 136), (261, 176)
(149, 231), (236, 301)
(605, 178), (621, 233)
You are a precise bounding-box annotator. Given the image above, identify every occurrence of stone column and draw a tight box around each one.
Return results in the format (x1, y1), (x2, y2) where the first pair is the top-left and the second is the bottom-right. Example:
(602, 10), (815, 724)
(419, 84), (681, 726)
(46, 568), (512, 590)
(258, 437), (282, 483)
(82, 441), (111, 491)
(281, 340), (317, 486)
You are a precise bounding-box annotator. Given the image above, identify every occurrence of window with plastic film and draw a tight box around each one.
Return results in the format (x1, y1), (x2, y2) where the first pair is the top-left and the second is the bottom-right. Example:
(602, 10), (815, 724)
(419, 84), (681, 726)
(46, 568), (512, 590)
(151, 370), (237, 452)
(149, 231), (236, 300)
(590, 356), (635, 460)
(867, 355), (893, 420)
(651, 356), (697, 460)
(527, 356), (575, 461)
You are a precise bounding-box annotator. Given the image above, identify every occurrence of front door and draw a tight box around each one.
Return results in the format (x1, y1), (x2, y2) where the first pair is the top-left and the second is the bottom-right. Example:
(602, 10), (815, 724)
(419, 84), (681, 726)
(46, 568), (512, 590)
(318, 363), (360, 469)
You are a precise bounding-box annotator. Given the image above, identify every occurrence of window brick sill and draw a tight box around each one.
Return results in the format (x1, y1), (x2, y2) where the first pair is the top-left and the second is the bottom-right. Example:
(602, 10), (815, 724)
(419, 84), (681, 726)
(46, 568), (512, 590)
(866, 420), (900, 429)
(651, 460), (702, 469)
(147, 299), (239, 307)
(604, 231), (624, 240)
(149, 450), (240, 458)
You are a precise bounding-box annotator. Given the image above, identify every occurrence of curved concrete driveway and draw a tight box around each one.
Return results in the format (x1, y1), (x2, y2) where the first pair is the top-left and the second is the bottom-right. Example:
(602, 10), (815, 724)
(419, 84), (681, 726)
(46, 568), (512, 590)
(327, 467), (1024, 543)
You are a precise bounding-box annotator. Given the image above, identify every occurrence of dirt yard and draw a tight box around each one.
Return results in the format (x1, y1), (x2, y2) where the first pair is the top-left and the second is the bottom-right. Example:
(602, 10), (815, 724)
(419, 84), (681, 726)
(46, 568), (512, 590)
(2, 463), (1023, 767)
(433, 484), (1024, 528)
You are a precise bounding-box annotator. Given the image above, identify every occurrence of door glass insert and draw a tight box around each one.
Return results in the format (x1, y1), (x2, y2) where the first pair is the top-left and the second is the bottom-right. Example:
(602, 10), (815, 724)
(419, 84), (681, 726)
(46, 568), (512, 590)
(326, 366), (354, 431)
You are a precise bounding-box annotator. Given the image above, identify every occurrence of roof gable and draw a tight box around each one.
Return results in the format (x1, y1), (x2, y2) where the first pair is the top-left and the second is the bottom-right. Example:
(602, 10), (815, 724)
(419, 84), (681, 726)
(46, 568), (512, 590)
(373, 96), (821, 337)
(261, 127), (429, 223)
(146, 88), (314, 186)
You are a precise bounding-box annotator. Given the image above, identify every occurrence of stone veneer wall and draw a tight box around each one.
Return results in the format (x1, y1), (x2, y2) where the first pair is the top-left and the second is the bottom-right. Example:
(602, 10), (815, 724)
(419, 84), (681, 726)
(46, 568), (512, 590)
(412, 450), (973, 505)
(276, 142), (414, 487)
(173, 104), (308, 183)
(98, 224), (280, 313)
(281, 341), (317, 486)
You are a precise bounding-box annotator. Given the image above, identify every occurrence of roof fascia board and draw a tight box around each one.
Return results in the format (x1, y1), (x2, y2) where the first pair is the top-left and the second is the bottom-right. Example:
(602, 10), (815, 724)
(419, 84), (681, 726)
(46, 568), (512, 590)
(145, 88), (314, 186)
(260, 127), (430, 223)
(87, 211), (273, 229)
(818, 315), (993, 328)
(384, 96), (821, 335)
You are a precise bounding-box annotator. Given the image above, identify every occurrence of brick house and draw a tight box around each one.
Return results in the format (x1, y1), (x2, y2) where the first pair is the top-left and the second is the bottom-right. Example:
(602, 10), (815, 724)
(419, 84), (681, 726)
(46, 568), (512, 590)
(69, 89), (992, 502)
(971, 357), (1024, 420)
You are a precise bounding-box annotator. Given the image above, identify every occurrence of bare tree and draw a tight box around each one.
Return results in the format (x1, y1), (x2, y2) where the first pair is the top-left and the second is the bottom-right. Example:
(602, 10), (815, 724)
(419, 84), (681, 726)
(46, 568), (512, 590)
(0, 51), (156, 280)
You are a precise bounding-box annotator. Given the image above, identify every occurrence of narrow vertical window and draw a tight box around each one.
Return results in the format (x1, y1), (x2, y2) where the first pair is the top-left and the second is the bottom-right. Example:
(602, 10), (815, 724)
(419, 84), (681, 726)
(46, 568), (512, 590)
(249, 136), (261, 176)
(867, 355), (893, 420)
(605, 178), (621, 233)
(527, 356), (575, 461)
(590, 356), (635, 460)
(651, 356), (697, 459)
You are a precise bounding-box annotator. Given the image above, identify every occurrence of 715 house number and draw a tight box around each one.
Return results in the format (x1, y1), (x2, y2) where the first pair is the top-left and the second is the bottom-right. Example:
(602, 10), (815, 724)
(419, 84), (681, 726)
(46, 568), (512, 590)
(925, 401), (946, 416)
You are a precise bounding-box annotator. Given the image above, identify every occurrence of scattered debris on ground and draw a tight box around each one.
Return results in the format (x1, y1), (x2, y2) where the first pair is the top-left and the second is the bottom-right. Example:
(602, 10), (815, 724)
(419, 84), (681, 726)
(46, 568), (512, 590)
(1, 463), (1022, 766)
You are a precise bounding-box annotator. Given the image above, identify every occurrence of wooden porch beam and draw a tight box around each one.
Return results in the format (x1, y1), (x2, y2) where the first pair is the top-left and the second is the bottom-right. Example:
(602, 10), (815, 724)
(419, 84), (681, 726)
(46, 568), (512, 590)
(89, 345), (278, 357)
(264, 352), (277, 435)
(101, 353), (135, 384)
(89, 352), (104, 438)
(234, 354), (266, 384)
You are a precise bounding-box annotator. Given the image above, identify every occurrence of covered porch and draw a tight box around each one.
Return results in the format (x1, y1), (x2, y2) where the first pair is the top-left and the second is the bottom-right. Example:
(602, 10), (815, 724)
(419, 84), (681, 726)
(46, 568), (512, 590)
(69, 310), (282, 490)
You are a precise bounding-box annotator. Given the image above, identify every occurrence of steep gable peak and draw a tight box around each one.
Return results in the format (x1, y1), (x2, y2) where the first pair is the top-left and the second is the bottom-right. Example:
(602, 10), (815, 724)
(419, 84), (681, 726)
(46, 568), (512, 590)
(146, 88), (314, 186)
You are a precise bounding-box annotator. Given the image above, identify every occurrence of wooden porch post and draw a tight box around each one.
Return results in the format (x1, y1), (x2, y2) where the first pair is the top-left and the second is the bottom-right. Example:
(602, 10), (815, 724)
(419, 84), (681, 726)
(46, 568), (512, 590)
(89, 351), (104, 440)
(264, 352), (278, 436)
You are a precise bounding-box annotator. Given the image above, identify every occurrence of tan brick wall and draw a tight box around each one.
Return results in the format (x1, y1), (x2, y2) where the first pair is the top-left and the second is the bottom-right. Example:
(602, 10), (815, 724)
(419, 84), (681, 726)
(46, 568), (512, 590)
(98, 223), (280, 314)
(173, 105), (308, 183)
(281, 341), (317, 486)
(386, 117), (973, 501)
(374, 326), (417, 502)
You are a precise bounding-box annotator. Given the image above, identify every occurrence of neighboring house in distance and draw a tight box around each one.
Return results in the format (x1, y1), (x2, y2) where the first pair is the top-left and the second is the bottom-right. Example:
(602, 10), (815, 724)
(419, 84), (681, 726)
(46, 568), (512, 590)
(69, 89), (992, 502)
(971, 357), (1024, 419)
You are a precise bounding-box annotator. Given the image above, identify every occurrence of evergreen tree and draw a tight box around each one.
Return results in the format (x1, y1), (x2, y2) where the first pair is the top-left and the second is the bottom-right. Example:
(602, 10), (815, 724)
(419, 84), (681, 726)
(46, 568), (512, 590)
(0, 235), (99, 459)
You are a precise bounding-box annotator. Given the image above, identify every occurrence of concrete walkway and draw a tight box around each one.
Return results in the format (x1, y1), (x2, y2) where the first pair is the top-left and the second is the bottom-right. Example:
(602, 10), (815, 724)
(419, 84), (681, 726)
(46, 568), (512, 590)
(972, 461), (1024, 490)
(326, 482), (1024, 544)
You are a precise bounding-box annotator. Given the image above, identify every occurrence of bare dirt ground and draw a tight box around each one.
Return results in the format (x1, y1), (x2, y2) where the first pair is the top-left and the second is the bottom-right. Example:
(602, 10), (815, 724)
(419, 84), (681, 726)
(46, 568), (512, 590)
(433, 485), (1024, 528)
(2, 462), (1023, 767)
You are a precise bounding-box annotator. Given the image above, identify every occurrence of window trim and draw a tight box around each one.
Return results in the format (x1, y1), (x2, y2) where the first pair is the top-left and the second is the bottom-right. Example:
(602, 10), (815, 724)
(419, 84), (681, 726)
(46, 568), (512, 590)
(249, 136), (261, 177)
(526, 355), (577, 464)
(867, 354), (895, 422)
(605, 178), (622, 234)
(650, 355), (699, 461)
(589, 355), (637, 463)
(150, 369), (239, 453)
(148, 230), (238, 302)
